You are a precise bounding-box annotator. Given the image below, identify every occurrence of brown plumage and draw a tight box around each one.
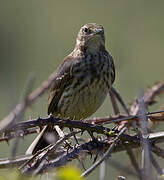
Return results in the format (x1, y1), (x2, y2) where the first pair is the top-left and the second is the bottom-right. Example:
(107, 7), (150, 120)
(48, 23), (115, 119)
(26, 23), (115, 154)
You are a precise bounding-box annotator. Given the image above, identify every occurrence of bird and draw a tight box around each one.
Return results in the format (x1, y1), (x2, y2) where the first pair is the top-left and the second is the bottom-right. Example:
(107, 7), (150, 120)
(26, 23), (115, 154)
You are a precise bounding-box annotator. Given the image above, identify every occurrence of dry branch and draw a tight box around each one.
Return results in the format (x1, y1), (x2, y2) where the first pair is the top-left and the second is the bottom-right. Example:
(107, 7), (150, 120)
(130, 81), (164, 115)
(138, 94), (153, 180)
(0, 110), (164, 144)
(0, 131), (163, 170)
(81, 127), (127, 177)
(0, 71), (59, 132)
(0, 79), (164, 178)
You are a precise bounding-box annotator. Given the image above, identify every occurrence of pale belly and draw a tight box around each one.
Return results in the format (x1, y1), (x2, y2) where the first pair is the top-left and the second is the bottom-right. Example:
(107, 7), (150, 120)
(56, 77), (109, 120)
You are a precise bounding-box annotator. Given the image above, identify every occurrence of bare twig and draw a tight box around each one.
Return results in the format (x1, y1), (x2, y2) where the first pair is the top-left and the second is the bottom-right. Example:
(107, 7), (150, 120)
(0, 154), (32, 169)
(109, 90), (120, 115)
(87, 110), (164, 125)
(152, 145), (164, 159)
(100, 160), (106, 180)
(0, 71), (59, 132)
(138, 93), (153, 180)
(0, 150), (64, 169)
(11, 73), (35, 158)
(130, 81), (164, 115)
(111, 87), (129, 115)
(150, 153), (163, 175)
(0, 127), (39, 142)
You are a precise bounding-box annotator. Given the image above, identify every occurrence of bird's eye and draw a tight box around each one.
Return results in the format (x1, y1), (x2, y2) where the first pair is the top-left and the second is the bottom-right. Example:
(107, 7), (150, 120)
(83, 27), (90, 33)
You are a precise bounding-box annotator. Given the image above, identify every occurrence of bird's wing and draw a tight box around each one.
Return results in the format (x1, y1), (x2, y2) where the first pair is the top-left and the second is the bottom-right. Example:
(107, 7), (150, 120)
(104, 51), (115, 85)
(110, 54), (115, 84)
(47, 55), (75, 115)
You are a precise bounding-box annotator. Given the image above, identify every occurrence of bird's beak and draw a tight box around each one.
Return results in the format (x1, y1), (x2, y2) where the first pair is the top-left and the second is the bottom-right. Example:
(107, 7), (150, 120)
(94, 29), (103, 35)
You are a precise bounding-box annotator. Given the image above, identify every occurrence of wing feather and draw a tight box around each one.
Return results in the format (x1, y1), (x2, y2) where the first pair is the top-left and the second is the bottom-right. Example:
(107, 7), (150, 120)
(110, 55), (115, 84)
(47, 56), (74, 115)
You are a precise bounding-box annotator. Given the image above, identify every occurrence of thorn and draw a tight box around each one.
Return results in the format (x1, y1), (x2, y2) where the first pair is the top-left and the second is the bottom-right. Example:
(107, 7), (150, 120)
(81, 130), (84, 136)
(69, 128), (79, 145)
(66, 146), (71, 154)
(73, 144), (78, 149)
(93, 153), (98, 163)
(38, 125), (43, 132)
(63, 141), (72, 149)
(45, 157), (50, 163)
(89, 151), (93, 159)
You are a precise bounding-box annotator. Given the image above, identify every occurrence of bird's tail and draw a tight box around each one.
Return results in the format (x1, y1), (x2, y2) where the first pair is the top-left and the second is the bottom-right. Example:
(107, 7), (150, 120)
(26, 125), (64, 155)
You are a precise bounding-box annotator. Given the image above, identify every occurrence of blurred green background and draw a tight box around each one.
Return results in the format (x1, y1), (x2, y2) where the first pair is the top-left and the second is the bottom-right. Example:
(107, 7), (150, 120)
(0, 0), (164, 179)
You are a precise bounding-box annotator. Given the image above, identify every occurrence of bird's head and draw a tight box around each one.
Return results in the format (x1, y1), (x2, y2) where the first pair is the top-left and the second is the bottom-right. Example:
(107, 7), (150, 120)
(75, 23), (105, 53)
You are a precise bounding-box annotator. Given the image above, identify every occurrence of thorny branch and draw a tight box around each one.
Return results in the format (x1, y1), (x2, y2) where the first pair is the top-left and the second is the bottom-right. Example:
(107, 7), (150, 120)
(0, 110), (164, 143)
(0, 76), (164, 179)
(21, 130), (81, 174)
(0, 130), (163, 169)
(81, 127), (127, 177)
